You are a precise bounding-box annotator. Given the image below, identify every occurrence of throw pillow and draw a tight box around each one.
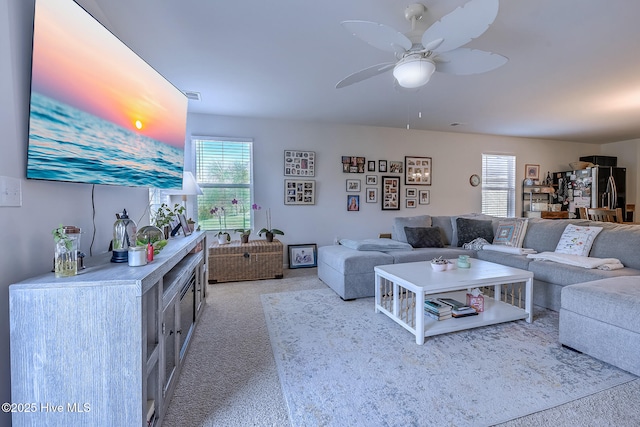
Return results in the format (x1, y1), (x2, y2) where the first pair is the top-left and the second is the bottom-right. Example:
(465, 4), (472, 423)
(404, 226), (444, 248)
(456, 218), (494, 247)
(555, 224), (603, 256)
(493, 218), (529, 248)
(392, 215), (432, 243)
(450, 213), (497, 247)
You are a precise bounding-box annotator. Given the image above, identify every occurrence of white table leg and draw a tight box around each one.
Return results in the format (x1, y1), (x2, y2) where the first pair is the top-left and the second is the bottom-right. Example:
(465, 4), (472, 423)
(375, 273), (380, 313)
(392, 282), (400, 317)
(525, 277), (533, 323)
(415, 290), (425, 345)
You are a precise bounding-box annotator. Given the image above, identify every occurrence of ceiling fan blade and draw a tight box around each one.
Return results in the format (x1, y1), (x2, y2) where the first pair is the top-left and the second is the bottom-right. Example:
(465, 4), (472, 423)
(434, 48), (507, 75)
(421, 0), (500, 54)
(336, 63), (396, 89)
(341, 21), (412, 54)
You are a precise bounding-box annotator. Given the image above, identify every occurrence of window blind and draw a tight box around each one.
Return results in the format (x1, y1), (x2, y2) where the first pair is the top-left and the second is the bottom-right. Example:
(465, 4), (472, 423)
(194, 137), (254, 231)
(482, 154), (516, 217)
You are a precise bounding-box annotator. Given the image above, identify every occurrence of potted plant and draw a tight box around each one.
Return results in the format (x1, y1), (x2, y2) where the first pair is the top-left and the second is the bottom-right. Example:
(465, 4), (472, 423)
(210, 206), (230, 244)
(153, 203), (185, 239)
(232, 199), (261, 243)
(258, 208), (284, 242)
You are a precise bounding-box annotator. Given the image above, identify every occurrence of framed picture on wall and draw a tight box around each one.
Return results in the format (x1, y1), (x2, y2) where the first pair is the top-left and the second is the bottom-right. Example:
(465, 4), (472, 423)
(284, 150), (315, 176)
(284, 179), (315, 205)
(346, 179), (361, 192)
(405, 156), (432, 185)
(419, 190), (430, 205)
(389, 161), (404, 173)
(381, 176), (400, 210)
(341, 156), (366, 173)
(525, 164), (540, 180)
(406, 199), (416, 208)
(368, 160), (376, 172)
(366, 188), (378, 203)
(379, 160), (387, 173)
(366, 175), (377, 185)
(347, 195), (360, 211)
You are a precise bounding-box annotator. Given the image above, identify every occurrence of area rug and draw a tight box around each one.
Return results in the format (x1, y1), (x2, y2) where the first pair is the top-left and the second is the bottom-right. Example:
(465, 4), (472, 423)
(261, 288), (636, 427)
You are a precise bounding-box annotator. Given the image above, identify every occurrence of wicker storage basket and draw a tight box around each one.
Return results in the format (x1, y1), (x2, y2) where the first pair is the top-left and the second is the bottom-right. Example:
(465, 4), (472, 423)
(208, 239), (283, 283)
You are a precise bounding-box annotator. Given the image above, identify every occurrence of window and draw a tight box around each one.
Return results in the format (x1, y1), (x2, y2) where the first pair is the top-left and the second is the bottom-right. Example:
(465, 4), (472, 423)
(194, 137), (254, 231)
(481, 154), (516, 217)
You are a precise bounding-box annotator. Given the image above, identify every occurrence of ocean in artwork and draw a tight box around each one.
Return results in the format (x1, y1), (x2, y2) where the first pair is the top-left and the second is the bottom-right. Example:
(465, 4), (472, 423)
(27, 92), (184, 189)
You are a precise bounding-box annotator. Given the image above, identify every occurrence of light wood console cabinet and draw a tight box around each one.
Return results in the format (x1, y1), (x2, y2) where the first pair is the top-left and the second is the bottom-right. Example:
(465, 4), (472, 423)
(9, 232), (207, 427)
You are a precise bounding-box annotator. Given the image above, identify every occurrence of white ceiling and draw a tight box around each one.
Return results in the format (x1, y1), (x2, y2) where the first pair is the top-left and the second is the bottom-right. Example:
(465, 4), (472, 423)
(80, 0), (640, 144)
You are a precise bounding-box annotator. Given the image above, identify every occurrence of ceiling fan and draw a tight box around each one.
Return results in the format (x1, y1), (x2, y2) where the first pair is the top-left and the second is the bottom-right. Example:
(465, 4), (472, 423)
(336, 0), (508, 90)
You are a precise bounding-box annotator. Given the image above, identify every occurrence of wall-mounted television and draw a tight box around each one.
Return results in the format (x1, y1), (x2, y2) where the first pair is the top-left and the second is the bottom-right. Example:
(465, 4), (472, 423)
(26, 0), (187, 189)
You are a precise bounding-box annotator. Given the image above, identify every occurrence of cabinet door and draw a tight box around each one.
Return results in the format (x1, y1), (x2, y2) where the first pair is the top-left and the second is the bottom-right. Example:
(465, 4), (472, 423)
(162, 299), (178, 396)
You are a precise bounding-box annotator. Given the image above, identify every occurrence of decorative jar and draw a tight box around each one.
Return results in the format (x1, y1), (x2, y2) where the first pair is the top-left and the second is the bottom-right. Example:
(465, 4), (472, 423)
(54, 227), (81, 278)
(457, 255), (471, 268)
(128, 246), (147, 267)
(111, 209), (137, 263)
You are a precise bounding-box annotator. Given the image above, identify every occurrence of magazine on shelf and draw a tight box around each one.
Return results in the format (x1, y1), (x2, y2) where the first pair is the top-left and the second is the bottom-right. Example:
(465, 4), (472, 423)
(437, 297), (471, 311)
(424, 309), (452, 321)
(425, 298), (452, 314)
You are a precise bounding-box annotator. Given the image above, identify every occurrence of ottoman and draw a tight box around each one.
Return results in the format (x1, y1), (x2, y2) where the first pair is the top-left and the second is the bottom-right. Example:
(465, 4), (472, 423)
(317, 245), (393, 300)
(559, 276), (640, 376)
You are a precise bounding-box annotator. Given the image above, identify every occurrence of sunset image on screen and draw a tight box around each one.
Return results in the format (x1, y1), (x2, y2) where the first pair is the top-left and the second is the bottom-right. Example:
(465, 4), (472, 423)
(27, 0), (187, 188)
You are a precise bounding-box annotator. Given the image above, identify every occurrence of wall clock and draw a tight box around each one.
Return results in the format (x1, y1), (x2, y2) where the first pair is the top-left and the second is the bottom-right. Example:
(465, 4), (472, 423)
(469, 174), (480, 187)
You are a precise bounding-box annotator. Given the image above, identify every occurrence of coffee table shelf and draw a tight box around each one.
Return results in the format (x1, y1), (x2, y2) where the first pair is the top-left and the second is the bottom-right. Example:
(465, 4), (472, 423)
(374, 259), (533, 344)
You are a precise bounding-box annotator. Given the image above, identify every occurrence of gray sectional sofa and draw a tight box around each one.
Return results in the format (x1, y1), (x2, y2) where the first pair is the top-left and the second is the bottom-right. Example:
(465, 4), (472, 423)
(317, 213), (640, 376)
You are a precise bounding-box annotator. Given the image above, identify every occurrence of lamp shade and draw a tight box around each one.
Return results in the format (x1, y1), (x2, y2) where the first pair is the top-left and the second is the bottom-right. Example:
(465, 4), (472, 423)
(180, 171), (203, 196)
(393, 57), (436, 89)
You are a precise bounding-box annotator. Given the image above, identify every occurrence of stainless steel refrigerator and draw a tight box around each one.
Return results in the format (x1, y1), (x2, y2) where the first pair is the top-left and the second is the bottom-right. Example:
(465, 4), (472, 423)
(553, 167), (626, 218)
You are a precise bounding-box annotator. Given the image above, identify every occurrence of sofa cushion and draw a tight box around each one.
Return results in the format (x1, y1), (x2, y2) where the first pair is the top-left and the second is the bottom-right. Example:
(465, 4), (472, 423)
(554, 224), (603, 256)
(431, 216), (454, 246)
(387, 247), (476, 264)
(476, 251), (532, 270)
(456, 218), (494, 247)
(521, 218), (591, 252)
(318, 245), (394, 275)
(589, 223), (640, 270)
(392, 215), (431, 243)
(493, 218), (528, 247)
(404, 226), (444, 248)
(561, 277), (640, 332)
(450, 213), (499, 247)
(527, 260), (640, 286)
(339, 238), (412, 252)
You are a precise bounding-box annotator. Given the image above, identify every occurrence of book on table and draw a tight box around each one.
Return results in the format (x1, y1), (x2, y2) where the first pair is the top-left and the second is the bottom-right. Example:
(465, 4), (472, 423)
(437, 297), (479, 317)
(424, 298), (452, 320)
(424, 309), (452, 321)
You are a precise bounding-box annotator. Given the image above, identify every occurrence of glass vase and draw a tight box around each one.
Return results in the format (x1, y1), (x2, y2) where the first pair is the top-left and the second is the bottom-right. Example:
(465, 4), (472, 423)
(54, 232), (80, 278)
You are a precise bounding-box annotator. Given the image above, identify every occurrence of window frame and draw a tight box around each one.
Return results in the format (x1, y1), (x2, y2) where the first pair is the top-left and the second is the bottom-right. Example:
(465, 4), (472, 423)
(481, 153), (516, 217)
(193, 136), (255, 232)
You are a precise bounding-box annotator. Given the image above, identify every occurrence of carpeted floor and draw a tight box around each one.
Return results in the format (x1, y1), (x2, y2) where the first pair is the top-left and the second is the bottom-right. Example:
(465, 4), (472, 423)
(162, 268), (640, 427)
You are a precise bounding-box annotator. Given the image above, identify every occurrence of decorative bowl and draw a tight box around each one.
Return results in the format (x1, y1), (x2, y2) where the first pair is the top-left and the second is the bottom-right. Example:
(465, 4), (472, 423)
(431, 262), (447, 272)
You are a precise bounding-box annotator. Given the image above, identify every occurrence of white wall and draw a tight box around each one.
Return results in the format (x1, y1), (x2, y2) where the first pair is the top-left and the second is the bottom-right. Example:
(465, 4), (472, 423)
(187, 113), (615, 253)
(2, 0), (638, 425)
(1, 2), (149, 425)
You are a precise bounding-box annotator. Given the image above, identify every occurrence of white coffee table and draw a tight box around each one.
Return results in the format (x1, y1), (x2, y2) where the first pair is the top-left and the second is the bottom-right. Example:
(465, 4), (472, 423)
(374, 259), (533, 344)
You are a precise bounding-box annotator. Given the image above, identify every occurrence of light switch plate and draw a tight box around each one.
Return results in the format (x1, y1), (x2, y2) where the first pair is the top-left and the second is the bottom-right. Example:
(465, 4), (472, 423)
(0, 176), (22, 207)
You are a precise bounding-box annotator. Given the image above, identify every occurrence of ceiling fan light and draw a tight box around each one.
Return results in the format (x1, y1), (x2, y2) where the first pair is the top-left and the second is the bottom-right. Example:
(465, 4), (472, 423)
(393, 57), (436, 88)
